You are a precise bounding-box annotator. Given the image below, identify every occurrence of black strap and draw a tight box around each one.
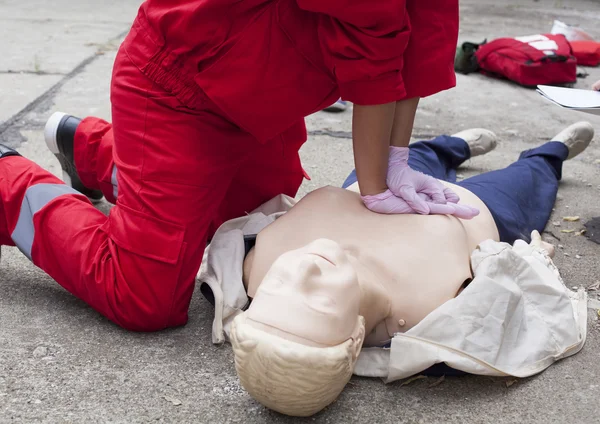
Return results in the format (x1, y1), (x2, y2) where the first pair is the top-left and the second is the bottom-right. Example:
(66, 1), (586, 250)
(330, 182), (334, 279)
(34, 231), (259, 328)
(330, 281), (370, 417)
(199, 234), (258, 307)
(0, 144), (21, 159)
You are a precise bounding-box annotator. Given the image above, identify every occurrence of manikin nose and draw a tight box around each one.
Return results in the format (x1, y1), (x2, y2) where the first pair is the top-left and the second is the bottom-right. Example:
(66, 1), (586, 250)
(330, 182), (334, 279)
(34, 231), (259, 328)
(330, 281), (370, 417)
(306, 239), (345, 262)
(298, 256), (322, 277)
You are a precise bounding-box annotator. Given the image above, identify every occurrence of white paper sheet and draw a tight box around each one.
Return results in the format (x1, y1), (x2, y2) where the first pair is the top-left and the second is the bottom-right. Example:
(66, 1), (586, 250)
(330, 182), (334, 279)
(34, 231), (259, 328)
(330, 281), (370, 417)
(537, 85), (600, 116)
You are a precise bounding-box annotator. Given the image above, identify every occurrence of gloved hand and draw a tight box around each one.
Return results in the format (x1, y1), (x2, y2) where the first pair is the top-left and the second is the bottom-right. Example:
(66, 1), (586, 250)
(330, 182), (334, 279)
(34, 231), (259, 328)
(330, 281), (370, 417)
(385, 146), (479, 219)
(362, 190), (479, 219)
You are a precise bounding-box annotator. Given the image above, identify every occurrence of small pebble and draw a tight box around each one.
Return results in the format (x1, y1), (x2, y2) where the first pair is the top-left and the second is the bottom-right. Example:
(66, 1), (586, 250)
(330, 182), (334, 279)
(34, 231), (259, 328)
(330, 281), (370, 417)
(564, 252), (571, 257)
(576, 255), (582, 259)
(558, 245), (564, 249)
(33, 347), (48, 358)
(553, 221), (561, 227)
(587, 184), (593, 187)
(572, 286), (578, 290)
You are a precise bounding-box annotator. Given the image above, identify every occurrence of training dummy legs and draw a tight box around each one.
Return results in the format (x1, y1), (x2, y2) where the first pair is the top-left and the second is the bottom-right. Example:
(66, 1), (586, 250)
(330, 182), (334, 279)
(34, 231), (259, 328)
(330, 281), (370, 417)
(459, 142), (569, 243)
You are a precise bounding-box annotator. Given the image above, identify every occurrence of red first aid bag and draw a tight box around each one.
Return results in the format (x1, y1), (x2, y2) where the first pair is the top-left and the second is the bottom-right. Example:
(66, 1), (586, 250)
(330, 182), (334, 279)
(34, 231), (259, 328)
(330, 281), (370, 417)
(570, 40), (600, 66)
(474, 34), (577, 86)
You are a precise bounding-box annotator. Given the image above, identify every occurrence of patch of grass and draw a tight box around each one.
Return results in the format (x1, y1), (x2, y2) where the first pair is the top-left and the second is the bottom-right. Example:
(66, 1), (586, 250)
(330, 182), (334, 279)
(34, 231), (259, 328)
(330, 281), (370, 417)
(33, 55), (41, 73)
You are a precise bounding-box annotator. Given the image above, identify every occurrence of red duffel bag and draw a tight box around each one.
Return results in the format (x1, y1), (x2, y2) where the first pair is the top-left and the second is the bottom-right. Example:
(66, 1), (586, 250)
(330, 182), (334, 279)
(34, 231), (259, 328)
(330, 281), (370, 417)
(474, 34), (577, 86)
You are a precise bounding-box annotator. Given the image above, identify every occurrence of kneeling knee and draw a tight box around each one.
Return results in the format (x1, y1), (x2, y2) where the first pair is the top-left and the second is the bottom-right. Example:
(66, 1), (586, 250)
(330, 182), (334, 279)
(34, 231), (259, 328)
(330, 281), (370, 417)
(112, 302), (185, 332)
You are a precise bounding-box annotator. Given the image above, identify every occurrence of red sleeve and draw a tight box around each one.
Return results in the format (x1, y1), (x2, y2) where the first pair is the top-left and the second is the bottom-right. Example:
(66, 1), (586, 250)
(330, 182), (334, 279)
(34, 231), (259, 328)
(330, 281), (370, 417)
(297, 0), (410, 105)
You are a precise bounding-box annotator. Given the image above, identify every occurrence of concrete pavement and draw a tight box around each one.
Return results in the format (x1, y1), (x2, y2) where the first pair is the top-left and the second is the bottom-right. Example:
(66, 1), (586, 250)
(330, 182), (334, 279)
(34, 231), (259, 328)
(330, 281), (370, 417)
(1, 0), (599, 422)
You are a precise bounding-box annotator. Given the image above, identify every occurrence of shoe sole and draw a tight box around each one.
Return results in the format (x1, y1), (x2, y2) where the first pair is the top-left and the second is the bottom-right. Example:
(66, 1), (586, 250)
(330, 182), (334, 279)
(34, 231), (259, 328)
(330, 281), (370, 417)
(44, 111), (66, 155)
(44, 112), (104, 204)
(323, 106), (347, 112)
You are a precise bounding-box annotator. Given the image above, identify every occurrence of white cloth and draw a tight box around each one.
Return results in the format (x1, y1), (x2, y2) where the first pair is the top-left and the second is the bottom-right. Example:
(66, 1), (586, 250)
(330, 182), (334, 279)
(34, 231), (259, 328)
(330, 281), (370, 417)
(198, 195), (295, 345)
(197, 195), (587, 380)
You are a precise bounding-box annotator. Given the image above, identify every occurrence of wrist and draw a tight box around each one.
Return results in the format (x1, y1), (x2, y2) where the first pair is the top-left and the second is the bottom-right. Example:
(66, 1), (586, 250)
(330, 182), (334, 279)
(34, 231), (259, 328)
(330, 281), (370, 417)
(388, 146), (409, 164)
(359, 184), (389, 197)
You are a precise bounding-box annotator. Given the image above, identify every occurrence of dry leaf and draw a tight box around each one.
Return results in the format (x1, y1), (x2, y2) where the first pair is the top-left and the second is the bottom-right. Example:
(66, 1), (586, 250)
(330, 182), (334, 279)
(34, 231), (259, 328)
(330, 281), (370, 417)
(505, 379), (518, 388)
(163, 396), (182, 406)
(563, 216), (580, 222)
(561, 229), (575, 233)
(400, 375), (427, 387)
(428, 375), (446, 388)
(587, 281), (600, 291)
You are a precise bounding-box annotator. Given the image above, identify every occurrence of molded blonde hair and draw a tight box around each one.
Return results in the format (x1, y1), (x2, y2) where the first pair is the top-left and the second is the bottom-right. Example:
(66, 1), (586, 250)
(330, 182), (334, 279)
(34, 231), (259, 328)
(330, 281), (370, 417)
(230, 312), (365, 417)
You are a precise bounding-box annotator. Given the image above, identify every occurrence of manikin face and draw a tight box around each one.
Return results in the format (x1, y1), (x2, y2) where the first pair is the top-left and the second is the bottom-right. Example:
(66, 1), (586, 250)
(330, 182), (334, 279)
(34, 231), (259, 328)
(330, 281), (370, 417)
(246, 239), (362, 347)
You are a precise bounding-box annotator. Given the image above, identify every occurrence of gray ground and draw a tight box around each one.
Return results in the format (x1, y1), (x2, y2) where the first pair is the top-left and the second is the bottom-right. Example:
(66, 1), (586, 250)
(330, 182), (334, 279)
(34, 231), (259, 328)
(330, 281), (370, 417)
(1, 0), (600, 422)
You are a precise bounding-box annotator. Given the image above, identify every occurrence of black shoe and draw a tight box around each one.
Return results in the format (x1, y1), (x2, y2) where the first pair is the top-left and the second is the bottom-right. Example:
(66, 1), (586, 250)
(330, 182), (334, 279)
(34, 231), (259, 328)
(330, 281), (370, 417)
(0, 144), (22, 159)
(44, 112), (104, 203)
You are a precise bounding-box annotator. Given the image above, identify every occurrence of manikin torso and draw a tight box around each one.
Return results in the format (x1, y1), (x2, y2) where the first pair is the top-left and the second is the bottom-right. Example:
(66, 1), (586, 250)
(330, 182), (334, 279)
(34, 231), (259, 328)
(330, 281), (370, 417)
(244, 182), (500, 347)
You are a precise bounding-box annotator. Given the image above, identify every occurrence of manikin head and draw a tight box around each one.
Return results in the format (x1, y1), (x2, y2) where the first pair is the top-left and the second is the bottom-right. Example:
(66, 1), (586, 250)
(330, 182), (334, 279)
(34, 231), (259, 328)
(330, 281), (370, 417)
(230, 239), (366, 417)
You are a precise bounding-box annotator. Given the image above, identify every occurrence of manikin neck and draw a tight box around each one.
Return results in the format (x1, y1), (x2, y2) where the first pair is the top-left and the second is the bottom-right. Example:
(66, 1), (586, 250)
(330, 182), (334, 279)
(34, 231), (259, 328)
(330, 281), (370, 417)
(346, 254), (392, 331)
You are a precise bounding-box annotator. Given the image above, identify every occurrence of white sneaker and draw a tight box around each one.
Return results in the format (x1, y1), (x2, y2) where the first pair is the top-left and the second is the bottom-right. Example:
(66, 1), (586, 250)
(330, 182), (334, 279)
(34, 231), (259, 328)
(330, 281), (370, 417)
(451, 128), (498, 157)
(552, 121), (594, 159)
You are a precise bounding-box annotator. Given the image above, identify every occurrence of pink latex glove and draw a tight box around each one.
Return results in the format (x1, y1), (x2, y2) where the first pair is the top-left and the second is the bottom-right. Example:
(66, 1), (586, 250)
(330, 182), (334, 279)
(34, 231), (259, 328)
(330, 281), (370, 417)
(387, 146), (463, 211)
(361, 146), (480, 219)
(362, 190), (479, 219)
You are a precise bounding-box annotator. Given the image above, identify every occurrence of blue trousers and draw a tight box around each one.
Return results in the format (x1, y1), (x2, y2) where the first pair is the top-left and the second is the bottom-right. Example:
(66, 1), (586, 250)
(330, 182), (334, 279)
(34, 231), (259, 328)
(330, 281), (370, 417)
(342, 136), (569, 244)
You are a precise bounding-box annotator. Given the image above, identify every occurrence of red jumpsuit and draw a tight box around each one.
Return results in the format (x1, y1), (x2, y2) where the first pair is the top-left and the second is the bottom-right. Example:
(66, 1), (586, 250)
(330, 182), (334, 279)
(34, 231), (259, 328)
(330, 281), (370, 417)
(0, 0), (458, 330)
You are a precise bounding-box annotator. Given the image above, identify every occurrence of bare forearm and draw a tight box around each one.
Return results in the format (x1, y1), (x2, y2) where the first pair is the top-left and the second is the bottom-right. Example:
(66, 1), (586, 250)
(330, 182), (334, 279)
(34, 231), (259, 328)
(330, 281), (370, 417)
(390, 97), (420, 148)
(352, 103), (396, 195)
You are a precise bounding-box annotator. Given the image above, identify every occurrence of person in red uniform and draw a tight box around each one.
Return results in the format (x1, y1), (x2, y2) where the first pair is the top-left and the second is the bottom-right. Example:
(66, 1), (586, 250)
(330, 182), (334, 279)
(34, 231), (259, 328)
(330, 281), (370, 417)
(0, 0), (470, 331)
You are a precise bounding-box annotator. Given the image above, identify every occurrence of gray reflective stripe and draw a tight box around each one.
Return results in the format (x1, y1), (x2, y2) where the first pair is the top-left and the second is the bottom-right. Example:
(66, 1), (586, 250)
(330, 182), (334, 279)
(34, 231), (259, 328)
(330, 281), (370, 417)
(11, 183), (80, 260)
(111, 165), (118, 199)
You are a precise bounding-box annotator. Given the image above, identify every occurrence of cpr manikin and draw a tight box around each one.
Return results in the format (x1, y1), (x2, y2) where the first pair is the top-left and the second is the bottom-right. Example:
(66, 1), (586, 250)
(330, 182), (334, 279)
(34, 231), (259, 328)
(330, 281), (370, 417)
(228, 123), (593, 417)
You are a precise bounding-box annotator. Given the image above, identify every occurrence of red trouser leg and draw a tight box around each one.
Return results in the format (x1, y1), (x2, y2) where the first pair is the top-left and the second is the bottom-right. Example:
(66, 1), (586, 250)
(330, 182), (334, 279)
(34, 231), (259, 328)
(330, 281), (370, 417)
(0, 47), (293, 331)
(210, 120), (307, 231)
(74, 118), (118, 204)
(84, 118), (308, 240)
(73, 117), (308, 232)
